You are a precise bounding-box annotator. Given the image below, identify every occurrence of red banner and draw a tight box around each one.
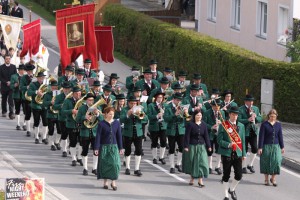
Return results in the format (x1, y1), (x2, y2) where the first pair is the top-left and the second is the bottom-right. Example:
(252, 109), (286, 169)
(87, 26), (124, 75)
(20, 19), (41, 58)
(222, 121), (243, 152)
(95, 26), (114, 63)
(56, 4), (97, 73)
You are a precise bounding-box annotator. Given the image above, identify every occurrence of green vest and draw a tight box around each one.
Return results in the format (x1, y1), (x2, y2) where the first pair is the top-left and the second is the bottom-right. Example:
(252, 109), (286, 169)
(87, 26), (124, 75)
(10, 73), (22, 99)
(53, 93), (67, 121)
(147, 102), (167, 131)
(238, 105), (262, 137)
(43, 91), (58, 119)
(163, 103), (185, 136)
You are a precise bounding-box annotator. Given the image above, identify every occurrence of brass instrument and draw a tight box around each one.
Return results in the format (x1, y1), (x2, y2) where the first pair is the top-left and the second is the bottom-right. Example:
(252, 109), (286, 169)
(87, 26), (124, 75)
(35, 84), (48, 104)
(113, 84), (123, 95)
(164, 88), (174, 102)
(202, 95), (221, 104)
(177, 103), (192, 121)
(158, 103), (164, 122)
(72, 95), (85, 120)
(65, 92), (73, 99)
(34, 63), (48, 77)
(83, 98), (107, 128)
(25, 91), (32, 101)
(221, 99), (235, 111)
(132, 105), (145, 119)
(50, 88), (63, 114)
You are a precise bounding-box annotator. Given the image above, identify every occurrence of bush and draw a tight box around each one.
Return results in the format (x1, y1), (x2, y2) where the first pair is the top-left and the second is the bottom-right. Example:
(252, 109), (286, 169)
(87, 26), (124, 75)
(103, 4), (300, 123)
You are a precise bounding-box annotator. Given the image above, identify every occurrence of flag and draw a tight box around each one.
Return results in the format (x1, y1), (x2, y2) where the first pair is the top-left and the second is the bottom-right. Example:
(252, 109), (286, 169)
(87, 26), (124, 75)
(0, 15), (22, 50)
(56, 4), (98, 74)
(95, 26), (114, 63)
(20, 19), (41, 58)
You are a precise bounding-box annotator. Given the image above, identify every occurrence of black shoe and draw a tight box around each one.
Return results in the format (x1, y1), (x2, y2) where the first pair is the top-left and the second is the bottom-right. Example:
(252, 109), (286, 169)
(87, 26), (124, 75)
(228, 189), (237, 200)
(35, 139), (40, 144)
(159, 158), (166, 165)
(123, 161), (126, 167)
(111, 183), (117, 191)
(223, 198), (229, 200)
(16, 125), (21, 130)
(175, 164), (182, 172)
(71, 160), (77, 166)
(23, 125), (27, 131)
(55, 143), (61, 150)
(125, 168), (130, 175)
(153, 158), (158, 164)
(83, 169), (88, 176)
(42, 139), (48, 145)
(134, 170), (142, 176)
(242, 167), (248, 174)
(26, 131), (31, 137)
(38, 133), (41, 137)
(198, 182), (205, 188)
(9, 113), (15, 120)
(209, 168), (213, 174)
(103, 185), (108, 189)
(77, 159), (83, 166)
(215, 167), (222, 175)
(62, 151), (68, 157)
(170, 168), (175, 174)
(247, 165), (255, 173)
(51, 145), (57, 151)
(2, 113), (6, 117)
(92, 169), (97, 175)
(166, 143), (169, 149)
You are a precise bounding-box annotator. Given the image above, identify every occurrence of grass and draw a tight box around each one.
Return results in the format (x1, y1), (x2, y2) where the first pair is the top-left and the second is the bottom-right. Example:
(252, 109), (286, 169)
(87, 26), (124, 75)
(114, 51), (142, 68)
(18, 0), (56, 25)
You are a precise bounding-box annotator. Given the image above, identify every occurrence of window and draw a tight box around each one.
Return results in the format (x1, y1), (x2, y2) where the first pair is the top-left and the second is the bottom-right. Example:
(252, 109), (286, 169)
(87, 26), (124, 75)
(231, 0), (241, 29)
(208, 0), (216, 22)
(277, 6), (289, 45)
(257, 1), (268, 38)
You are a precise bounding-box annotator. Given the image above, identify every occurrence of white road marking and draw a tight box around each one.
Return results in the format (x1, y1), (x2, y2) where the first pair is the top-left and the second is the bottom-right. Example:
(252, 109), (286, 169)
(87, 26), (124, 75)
(2, 151), (22, 167)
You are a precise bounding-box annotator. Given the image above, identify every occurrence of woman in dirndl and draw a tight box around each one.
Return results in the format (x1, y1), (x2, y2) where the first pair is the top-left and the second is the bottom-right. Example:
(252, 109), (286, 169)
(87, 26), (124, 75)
(94, 106), (124, 190)
(258, 109), (284, 187)
(183, 109), (211, 187)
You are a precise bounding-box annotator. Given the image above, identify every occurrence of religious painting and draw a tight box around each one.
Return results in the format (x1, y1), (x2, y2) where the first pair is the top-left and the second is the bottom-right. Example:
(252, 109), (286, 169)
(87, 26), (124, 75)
(66, 20), (85, 48)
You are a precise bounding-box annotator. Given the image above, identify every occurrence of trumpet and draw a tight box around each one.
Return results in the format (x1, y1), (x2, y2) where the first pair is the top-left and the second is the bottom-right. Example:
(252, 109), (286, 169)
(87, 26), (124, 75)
(158, 103), (164, 122)
(83, 98), (107, 128)
(176, 103), (192, 121)
(35, 84), (48, 104)
(132, 105), (145, 120)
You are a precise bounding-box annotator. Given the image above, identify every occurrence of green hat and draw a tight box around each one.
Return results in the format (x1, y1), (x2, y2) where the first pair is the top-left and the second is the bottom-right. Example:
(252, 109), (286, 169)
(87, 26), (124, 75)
(127, 95), (139, 101)
(228, 106), (240, 114)
(193, 73), (202, 80)
(61, 81), (72, 88)
(65, 65), (74, 72)
(50, 80), (58, 86)
(76, 68), (85, 75)
(178, 70), (187, 77)
(110, 73), (119, 79)
(17, 64), (25, 70)
(173, 92), (183, 100)
(222, 89), (234, 97)
(102, 84), (112, 92)
(244, 94), (255, 101)
(172, 83), (183, 90)
(164, 67), (173, 73)
(72, 86), (81, 92)
(84, 58), (92, 63)
(211, 88), (220, 94)
(36, 72), (46, 77)
(190, 84), (200, 91)
(92, 80), (101, 86)
(211, 98), (222, 106)
(25, 63), (35, 71)
(132, 66), (139, 71)
(143, 68), (152, 74)
(84, 93), (95, 100)
(159, 77), (169, 84)
(116, 93), (126, 99)
(133, 86), (142, 92)
(149, 59), (158, 65)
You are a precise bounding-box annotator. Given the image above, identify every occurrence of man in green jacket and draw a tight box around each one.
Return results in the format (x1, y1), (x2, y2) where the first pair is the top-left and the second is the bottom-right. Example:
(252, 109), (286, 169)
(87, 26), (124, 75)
(185, 73), (209, 100)
(181, 84), (206, 115)
(83, 59), (97, 78)
(71, 68), (85, 88)
(148, 77), (170, 104)
(126, 66), (140, 95)
(27, 72), (48, 144)
(238, 94), (262, 174)
(217, 106), (246, 200)
(135, 68), (160, 99)
(58, 65), (75, 88)
(220, 89), (238, 120)
(149, 59), (163, 81)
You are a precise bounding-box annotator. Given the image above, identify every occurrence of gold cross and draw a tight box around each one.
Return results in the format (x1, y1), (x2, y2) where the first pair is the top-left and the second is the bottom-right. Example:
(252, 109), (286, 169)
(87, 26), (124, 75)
(72, 0), (81, 6)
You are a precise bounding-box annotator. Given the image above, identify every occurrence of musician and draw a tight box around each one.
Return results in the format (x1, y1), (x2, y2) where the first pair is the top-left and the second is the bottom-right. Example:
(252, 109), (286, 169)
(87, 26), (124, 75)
(163, 92), (186, 173)
(61, 86), (83, 166)
(90, 80), (102, 101)
(126, 66), (140, 95)
(221, 89), (238, 120)
(27, 72), (48, 144)
(58, 65), (74, 88)
(217, 106), (246, 200)
(71, 68), (85, 87)
(120, 96), (148, 177)
(185, 74), (209, 100)
(113, 93), (126, 120)
(160, 67), (173, 82)
(135, 68), (160, 99)
(83, 58), (97, 78)
(10, 1), (23, 18)
(20, 63), (35, 136)
(101, 84), (115, 106)
(76, 93), (102, 176)
(204, 88), (222, 110)
(53, 81), (73, 154)
(182, 84), (205, 115)
(107, 73), (120, 97)
(43, 80), (61, 151)
(171, 70), (187, 89)
(0, 0), (9, 15)
(148, 77), (170, 104)
(10, 64), (25, 130)
(149, 59), (163, 80)
(203, 98), (225, 175)
(166, 83), (183, 102)
(147, 92), (167, 165)
(238, 94), (262, 174)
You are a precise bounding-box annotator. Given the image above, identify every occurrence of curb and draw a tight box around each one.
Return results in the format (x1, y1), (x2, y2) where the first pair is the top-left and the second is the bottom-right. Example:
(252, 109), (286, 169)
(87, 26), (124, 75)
(282, 157), (300, 173)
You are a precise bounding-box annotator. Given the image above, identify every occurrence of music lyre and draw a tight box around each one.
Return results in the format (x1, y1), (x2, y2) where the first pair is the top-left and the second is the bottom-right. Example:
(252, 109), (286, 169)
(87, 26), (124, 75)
(72, 0), (81, 6)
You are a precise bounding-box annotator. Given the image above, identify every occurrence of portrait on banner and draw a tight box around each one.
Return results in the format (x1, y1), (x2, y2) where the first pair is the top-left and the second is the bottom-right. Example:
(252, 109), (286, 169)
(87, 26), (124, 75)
(66, 21), (85, 48)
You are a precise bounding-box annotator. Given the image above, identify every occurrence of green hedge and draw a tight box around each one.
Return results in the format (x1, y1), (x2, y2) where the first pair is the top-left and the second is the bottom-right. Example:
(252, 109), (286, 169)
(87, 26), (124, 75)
(103, 4), (300, 123)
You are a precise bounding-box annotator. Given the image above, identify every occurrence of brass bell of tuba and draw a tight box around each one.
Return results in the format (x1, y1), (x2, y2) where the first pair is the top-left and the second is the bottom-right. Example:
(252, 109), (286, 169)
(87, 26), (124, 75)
(83, 98), (107, 129)
(35, 84), (48, 104)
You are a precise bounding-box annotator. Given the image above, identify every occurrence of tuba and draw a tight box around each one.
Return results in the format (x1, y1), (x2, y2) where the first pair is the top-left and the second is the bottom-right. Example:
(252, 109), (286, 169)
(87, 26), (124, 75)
(83, 98), (107, 128)
(72, 95), (86, 120)
(35, 84), (48, 104)
(34, 63), (48, 77)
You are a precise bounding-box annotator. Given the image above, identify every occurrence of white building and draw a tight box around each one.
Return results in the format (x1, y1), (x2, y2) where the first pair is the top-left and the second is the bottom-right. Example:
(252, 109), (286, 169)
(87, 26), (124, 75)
(195, 0), (299, 62)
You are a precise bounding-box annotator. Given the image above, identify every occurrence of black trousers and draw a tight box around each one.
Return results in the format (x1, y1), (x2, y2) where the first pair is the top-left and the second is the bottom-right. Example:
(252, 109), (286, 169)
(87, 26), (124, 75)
(1, 90), (14, 114)
(207, 136), (219, 156)
(124, 135), (143, 156)
(48, 118), (61, 136)
(150, 129), (167, 148)
(221, 152), (243, 182)
(58, 121), (66, 137)
(245, 131), (258, 154)
(23, 100), (31, 120)
(32, 109), (48, 127)
(168, 134), (184, 154)
(80, 134), (95, 156)
(66, 128), (80, 148)
(13, 98), (24, 115)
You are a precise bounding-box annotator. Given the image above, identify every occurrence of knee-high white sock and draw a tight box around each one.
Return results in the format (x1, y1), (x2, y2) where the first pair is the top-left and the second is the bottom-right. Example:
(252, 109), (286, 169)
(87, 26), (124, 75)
(177, 152), (182, 166)
(55, 134), (61, 144)
(34, 127), (39, 139)
(126, 156), (131, 169)
(70, 147), (77, 161)
(42, 126), (48, 139)
(82, 156), (88, 170)
(223, 181), (229, 198)
(169, 154), (175, 168)
(249, 153), (257, 166)
(26, 120), (31, 132)
(152, 148), (157, 159)
(135, 155), (141, 170)
(216, 154), (222, 168)
(230, 179), (240, 191)
(242, 158), (247, 168)
(76, 144), (82, 160)
(23, 118), (26, 126)
(16, 115), (20, 126)
(160, 147), (166, 159)
(93, 155), (98, 170)
(61, 139), (67, 152)
(208, 156), (213, 168)
(49, 135), (54, 145)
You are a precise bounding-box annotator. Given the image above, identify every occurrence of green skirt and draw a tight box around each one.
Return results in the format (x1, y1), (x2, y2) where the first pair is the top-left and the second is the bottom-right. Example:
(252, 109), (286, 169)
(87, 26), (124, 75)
(97, 144), (121, 180)
(260, 144), (282, 175)
(182, 144), (209, 178)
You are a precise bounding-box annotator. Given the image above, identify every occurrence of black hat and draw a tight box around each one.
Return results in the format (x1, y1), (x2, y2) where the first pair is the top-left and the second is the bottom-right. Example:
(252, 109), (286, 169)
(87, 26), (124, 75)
(116, 93), (126, 99)
(178, 70), (187, 77)
(193, 73), (202, 80)
(102, 84), (112, 92)
(143, 68), (152, 74)
(164, 67), (173, 73)
(211, 88), (220, 94)
(92, 80), (101, 86)
(25, 63), (35, 71)
(72, 86), (81, 92)
(172, 83), (183, 90)
(154, 91), (165, 97)
(84, 93), (95, 100)
(132, 66), (139, 71)
(244, 94), (255, 101)
(110, 73), (119, 79)
(84, 58), (92, 63)
(61, 81), (72, 88)
(149, 59), (158, 65)
(133, 86), (142, 92)
(76, 68), (85, 75)
(65, 65), (74, 72)
(127, 95), (139, 101)
(173, 92), (183, 100)
(211, 98), (222, 106)
(50, 80), (58, 86)
(17, 64), (25, 70)
(228, 106), (240, 114)
(190, 84), (200, 91)
(222, 89), (234, 97)
(36, 72), (46, 77)
(159, 77), (169, 84)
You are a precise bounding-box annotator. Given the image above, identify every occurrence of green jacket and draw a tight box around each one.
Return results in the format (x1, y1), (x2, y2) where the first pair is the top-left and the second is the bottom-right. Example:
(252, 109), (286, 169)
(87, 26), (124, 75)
(126, 75), (135, 95)
(135, 79), (160, 96)
(10, 73), (22, 99)
(204, 109), (226, 140)
(27, 81), (45, 110)
(58, 75), (68, 89)
(20, 74), (32, 100)
(181, 95), (206, 114)
(53, 93), (67, 121)
(221, 101), (238, 120)
(120, 106), (148, 138)
(147, 102), (167, 131)
(61, 97), (78, 128)
(163, 103), (185, 136)
(238, 105), (262, 137)
(43, 91), (58, 119)
(217, 122), (246, 157)
(148, 88), (165, 104)
(185, 83), (209, 100)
